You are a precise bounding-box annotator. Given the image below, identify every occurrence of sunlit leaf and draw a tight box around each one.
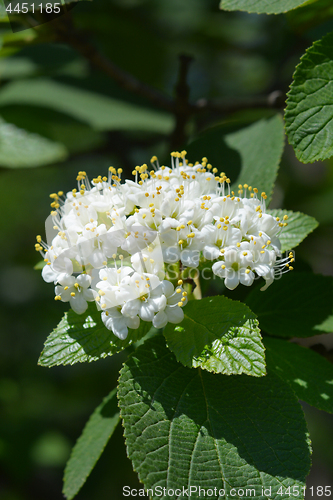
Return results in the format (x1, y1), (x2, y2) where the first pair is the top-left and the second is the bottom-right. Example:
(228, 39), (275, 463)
(220, 0), (311, 15)
(38, 303), (152, 367)
(164, 296), (265, 376)
(285, 31), (333, 163)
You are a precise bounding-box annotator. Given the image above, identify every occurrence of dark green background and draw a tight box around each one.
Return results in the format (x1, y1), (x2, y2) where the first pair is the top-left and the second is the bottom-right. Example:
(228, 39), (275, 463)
(1, 0), (333, 498)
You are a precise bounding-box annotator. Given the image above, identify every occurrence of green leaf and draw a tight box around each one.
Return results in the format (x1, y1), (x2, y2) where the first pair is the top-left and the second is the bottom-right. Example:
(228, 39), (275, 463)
(315, 315), (333, 332)
(38, 303), (152, 367)
(0, 0), (8, 18)
(245, 272), (333, 338)
(287, 0), (333, 34)
(1, 106), (105, 156)
(227, 115), (285, 203)
(285, 31), (333, 163)
(33, 260), (46, 270)
(191, 319), (265, 376)
(187, 116), (285, 205)
(264, 337), (333, 413)
(118, 335), (311, 500)
(63, 388), (120, 500)
(164, 296), (265, 376)
(0, 79), (173, 134)
(266, 209), (318, 252)
(0, 118), (67, 168)
(220, 0), (311, 15)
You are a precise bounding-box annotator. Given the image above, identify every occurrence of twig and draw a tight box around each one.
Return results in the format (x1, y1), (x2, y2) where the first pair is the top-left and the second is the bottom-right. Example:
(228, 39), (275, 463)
(49, 14), (284, 127)
(170, 54), (193, 150)
(50, 13), (174, 113)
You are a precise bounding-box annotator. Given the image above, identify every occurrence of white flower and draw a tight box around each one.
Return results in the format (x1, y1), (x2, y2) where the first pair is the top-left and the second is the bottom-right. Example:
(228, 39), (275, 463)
(212, 247), (255, 290)
(37, 152), (293, 339)
(101, 307), (140, 340)
(54, 274), (97, 314)
(95, 266), (135, 310)
(202, 223), (241, 261)
(152, 280), (187, 329)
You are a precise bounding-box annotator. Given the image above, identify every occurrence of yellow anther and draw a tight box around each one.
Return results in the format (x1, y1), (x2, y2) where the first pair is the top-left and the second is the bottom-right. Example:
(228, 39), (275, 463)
(178, 279), (183, 285)
(54, 295), (62, 301)
(71, 292), (75, 297)
(221, 264), (226, 269)
(64, 286), (69, 291)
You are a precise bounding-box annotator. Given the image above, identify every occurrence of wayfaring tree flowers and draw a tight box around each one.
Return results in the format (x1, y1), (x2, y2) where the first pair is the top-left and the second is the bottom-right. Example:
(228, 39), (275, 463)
(35, 151), (294, 340)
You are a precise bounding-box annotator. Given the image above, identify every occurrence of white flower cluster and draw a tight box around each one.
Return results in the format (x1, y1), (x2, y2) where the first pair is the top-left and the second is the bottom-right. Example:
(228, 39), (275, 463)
(36, 151), (293, 340)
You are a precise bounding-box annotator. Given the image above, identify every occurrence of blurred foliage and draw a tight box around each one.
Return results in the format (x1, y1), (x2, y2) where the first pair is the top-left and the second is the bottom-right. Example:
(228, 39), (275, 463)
(0, 0), (333, 498)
